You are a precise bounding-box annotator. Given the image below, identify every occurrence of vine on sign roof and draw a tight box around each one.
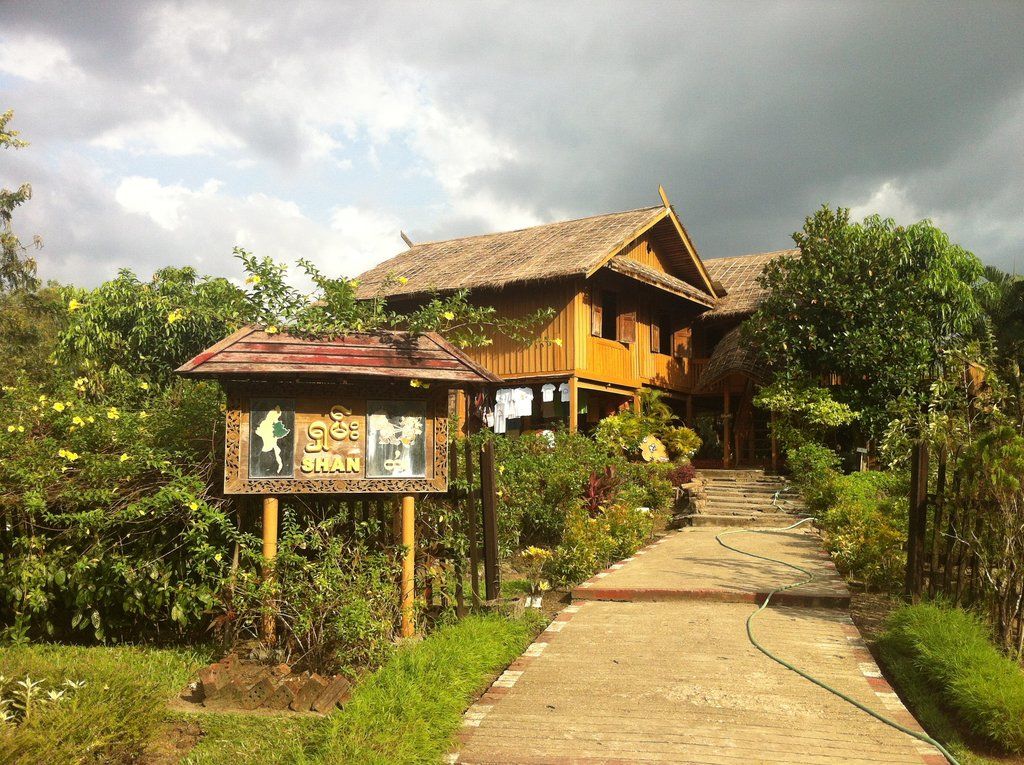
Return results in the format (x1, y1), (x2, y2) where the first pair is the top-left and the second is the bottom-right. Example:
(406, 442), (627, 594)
(235, 247), (556, 349)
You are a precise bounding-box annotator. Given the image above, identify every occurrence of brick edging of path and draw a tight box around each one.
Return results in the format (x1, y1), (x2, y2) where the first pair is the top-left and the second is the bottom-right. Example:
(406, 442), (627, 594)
(571, 530), (853, 608)
(445, 601), (589, 764)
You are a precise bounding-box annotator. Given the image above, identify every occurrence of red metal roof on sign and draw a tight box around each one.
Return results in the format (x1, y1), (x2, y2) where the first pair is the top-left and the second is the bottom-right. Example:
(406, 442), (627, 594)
(175, 327), (501, 384)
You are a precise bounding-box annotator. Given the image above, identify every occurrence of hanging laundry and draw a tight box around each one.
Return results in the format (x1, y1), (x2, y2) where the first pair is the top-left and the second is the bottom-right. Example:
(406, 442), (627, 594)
(558, 382), (570, 402)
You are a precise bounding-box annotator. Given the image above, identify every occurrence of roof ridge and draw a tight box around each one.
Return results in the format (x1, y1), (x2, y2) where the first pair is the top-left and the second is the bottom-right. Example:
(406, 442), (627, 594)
(707, 248), (799, 262)
(406, 204), (664, 249)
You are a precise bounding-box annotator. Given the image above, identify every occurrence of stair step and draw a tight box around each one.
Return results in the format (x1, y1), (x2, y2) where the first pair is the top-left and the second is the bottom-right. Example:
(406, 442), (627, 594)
(684, 514), (811, 528)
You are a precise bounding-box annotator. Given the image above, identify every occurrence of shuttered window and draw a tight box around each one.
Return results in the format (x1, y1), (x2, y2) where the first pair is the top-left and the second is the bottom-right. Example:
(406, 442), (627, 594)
(619, 308), (636, 345)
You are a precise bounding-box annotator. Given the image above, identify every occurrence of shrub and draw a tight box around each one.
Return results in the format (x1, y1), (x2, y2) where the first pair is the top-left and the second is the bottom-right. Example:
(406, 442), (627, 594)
(593, 389), (701, 461)
(881, 603), (1024, 753)
(0, 375), (237, 642)
(223, 509), (401, 674)
(619, 461), (674, 514)
(786, 441), (841, 513)
(666, 462), (696, 487)
(544, 501), (656, 587)
(493, 431), (622, 549)
(819, 471), (907, 589)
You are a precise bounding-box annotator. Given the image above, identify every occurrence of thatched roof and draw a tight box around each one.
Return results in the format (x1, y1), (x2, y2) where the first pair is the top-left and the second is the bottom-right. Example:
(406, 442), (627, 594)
(701, 249), (797, 319)
(354, 205), (715, 300)
(696, 324), (766, 391)
(605, 256), (715, 307)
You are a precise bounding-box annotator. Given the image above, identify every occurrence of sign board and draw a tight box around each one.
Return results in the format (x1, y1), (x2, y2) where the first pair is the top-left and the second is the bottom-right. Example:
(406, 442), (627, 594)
(224, 382), (449, 494)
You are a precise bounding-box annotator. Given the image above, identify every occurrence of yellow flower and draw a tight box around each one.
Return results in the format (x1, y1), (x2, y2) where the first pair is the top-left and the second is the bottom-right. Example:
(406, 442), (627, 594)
(86, 416), (95, 423)
(73, 377), (88, 392)
(17, 425), (24, 433)
(106, 407), (120, 420)
(139, 411), (148, 419)
(52, 402), (65, 412)
(1, 385), (15, 393)
(188, 501), (199, 511)
(6, 425), (14, 433)
(265, 325), (279, 335)
(553, 338), (563, 347)
(68, 298), (83, 312)
(443, 311), (455, 321)
(350, 279), (360, 288)
(245, 274), (261, 285)
(397, 276), (408, 285)
(38, 395), (47, 403)
(139, 381), (149, 391)
(31, 405), (38, 412)
(58, 449), (80, 462)
(72, 416), (85, 426)
(409, 379), (422, 388)
(119, 454), (130, 462)
(167, 309), (183, 324)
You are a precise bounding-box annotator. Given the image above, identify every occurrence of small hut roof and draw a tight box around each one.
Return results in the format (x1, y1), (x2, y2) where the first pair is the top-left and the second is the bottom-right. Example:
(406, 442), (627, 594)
(175, 326), (500, 384)
(355, 205), (716, 299)
(605, 256), (715, 307)
(696, 324), (766, 391)
(701, 249), (797, 319)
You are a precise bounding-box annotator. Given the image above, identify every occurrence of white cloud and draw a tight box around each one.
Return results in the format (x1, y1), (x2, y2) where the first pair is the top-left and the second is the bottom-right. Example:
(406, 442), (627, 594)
(93, 104), (242, 156)
(848, 180), (938, 226)
(115, 176), (222, 230)
(0, 34), (82, 82)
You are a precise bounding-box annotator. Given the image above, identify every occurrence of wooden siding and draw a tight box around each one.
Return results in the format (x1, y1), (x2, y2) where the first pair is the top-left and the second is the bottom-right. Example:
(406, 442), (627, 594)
(458, 281), (576, 378)
(617, 230), (677, 275)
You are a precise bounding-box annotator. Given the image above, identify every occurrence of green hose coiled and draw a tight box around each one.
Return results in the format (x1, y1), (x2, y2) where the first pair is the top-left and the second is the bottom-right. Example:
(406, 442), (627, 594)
(716, 518), (959, 765)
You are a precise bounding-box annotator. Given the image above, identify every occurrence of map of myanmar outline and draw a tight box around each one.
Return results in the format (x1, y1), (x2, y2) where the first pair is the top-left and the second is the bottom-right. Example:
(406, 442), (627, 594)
(254, 407), (290, 473)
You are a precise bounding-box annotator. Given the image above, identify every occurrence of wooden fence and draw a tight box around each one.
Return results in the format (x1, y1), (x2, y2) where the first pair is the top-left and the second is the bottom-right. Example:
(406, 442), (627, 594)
(905, 442), (1024, 656)
(334, 438), (501, 616)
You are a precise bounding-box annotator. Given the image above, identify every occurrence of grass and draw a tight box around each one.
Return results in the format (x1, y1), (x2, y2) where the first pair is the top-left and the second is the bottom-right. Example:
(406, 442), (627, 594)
(0, 642), (211, 764)
(879, 603), (1024, 757)
(1, 612), (540, 764)
(320, 612), (541, 763)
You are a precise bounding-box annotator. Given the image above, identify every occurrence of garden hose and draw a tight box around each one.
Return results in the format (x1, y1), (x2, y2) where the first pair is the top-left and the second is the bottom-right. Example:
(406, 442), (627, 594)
(715, 519), (960, 765)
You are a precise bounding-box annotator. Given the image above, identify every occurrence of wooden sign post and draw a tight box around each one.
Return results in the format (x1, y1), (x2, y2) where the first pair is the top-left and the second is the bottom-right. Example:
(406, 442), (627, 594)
(176, 328), (500, 642)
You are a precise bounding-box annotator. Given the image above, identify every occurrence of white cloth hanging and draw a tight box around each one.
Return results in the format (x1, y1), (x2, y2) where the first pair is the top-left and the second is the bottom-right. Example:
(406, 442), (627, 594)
(558, 382), (570, 402)
(541, 383), (556, 402)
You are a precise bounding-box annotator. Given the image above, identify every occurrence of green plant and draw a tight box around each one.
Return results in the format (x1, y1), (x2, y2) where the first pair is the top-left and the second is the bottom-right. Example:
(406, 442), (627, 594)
(321, 613), (539, 764)
(0, 643), (208, 764)
(593, 389), (700, 461)
(881, 603), (1024, 753)
(224, 509), (401, 674)
(785, 441), (841, 513)
(819, 471), (908, 589)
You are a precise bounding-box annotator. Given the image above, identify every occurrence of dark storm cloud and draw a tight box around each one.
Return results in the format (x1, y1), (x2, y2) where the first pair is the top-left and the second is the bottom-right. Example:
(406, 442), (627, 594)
(1, 0), (1022, 282)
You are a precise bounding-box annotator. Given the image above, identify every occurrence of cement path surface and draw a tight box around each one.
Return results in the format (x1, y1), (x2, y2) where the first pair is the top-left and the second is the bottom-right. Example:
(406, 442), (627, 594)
(453, 528), (943, 765)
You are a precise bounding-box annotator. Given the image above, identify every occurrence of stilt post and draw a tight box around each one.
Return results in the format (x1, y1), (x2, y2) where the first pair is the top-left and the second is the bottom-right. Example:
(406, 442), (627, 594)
(568, 377), (579, 433)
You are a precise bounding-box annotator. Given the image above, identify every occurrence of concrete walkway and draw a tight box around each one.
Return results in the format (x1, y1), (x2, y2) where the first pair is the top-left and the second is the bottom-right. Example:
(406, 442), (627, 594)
(453, 527), (944, 765)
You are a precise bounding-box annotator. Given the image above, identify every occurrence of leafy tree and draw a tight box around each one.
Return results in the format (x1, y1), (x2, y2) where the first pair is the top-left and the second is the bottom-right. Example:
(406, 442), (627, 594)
(56, 266), (252, 386)
(0, 109), (40, 293)
(236, 248), (555, 349)
(748, 206), (983, 441)
(976, 264), (1024, 369)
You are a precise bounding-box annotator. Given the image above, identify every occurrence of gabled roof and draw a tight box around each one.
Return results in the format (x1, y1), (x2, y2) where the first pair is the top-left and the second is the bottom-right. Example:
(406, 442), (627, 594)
(605, 256), (715, 307)
(175, 327), (501, 384)
(701, 249), (798, 319)
(355, 200), (717, 300)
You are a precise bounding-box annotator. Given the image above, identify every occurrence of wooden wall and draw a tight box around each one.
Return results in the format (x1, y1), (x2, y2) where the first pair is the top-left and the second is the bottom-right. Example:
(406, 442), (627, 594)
(456, 280), (576, 378)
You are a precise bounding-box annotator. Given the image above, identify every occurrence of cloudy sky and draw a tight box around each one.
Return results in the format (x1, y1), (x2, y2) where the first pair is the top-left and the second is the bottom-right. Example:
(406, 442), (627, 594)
(1, 1), (1022, 287)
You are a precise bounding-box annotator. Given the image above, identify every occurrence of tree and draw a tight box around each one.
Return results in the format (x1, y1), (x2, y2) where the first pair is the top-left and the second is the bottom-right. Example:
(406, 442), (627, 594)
(977, 265), (1024, 366)
(748, 206), (983, 441)
(0, 109), (40, 292)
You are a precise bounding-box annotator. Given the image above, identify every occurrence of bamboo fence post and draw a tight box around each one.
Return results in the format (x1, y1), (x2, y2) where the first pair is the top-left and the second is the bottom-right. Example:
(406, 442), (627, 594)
(480, 440), (500, 601)
(261, 496), (279, 644)
(465, 439), (481, 607)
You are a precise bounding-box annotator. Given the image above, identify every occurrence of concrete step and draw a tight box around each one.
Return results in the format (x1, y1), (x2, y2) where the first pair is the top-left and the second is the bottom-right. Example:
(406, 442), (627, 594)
(682, 513), (812, 528)
(705, 496), (807, 509)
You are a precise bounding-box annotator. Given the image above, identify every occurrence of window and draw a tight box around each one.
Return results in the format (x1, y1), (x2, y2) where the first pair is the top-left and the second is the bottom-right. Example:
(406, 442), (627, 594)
(592, 290), (619, 339)
(601, 291), (618, 339)
(652, 312), (673, 355)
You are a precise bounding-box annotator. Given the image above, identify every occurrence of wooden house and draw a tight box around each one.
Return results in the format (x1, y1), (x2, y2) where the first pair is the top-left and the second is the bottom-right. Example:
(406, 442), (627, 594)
(355, 189), (793, 468)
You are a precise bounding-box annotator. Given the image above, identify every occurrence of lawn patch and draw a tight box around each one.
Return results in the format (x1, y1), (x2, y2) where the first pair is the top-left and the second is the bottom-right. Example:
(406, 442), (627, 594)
(0, 643), (210, 764)
(880, 603), (1024, 755)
